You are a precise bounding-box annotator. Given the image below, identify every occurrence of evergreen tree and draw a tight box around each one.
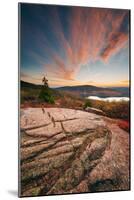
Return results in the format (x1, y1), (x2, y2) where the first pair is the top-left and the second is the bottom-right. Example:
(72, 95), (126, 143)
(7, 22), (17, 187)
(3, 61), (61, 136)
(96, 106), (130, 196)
(38, 76), (55, 104)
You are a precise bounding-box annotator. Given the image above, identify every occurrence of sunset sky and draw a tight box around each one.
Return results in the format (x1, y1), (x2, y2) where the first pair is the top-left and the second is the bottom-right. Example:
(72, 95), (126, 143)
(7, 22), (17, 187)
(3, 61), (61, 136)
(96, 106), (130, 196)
(20, 4), (130, 87)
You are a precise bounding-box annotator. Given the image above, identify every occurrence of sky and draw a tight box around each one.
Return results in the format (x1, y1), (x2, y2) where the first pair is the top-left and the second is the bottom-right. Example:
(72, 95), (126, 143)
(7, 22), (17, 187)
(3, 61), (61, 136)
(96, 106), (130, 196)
(20, 4), (130, 87)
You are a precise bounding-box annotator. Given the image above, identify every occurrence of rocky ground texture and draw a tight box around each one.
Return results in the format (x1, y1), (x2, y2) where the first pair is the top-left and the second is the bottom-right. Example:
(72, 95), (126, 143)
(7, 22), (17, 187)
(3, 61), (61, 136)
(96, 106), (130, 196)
(20, 108), (130, 197)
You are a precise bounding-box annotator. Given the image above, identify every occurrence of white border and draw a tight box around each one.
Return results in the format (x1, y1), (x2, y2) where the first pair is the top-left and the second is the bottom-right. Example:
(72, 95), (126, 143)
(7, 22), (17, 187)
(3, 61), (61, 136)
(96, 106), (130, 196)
(0, 0), (133, 199)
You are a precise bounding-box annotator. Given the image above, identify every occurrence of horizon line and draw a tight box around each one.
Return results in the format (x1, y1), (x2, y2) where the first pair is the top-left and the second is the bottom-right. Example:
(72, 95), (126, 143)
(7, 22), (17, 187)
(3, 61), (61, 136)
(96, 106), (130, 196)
(20, 79), (129, 88)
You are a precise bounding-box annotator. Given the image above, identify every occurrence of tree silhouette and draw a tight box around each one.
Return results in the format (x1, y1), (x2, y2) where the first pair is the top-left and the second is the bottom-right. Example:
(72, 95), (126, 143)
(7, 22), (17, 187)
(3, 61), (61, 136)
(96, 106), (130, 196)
(42, 75), (48, 87)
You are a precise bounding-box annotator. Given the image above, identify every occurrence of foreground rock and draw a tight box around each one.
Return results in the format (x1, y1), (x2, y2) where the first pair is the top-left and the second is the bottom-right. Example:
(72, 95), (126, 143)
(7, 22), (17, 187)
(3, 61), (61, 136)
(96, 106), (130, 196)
(85, 106), (105, 116)
(20, 108), (130, 196)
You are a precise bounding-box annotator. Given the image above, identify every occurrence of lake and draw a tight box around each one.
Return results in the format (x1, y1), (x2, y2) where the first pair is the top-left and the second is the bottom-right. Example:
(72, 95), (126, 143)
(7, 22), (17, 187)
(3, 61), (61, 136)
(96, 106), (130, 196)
(87, 96), (129, 102)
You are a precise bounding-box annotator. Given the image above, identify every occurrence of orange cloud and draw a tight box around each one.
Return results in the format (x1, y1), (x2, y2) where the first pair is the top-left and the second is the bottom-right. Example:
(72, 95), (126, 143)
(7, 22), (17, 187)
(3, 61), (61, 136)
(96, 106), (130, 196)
(30, 7), (129, 81)
(69, 8), (129, 63)
(101, 32), (128, 61)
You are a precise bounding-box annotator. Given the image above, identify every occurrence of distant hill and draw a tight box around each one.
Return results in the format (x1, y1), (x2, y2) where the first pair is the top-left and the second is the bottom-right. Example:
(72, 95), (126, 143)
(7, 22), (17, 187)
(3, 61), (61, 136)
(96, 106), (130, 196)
(55, 85), (129, 98)
(109, 87), (130, 96)
(21, 81), (129, 99)
(21, 81), (42, 89)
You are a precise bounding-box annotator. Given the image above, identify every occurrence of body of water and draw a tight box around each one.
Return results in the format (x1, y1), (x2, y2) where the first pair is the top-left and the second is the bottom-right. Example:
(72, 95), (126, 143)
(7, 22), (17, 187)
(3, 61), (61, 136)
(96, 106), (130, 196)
(87, 96), (129, 102)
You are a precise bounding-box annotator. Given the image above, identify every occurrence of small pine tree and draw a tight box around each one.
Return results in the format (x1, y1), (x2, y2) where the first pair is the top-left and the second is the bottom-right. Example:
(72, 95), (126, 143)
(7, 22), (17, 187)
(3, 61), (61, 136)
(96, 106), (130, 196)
(38, 76), (55, 104)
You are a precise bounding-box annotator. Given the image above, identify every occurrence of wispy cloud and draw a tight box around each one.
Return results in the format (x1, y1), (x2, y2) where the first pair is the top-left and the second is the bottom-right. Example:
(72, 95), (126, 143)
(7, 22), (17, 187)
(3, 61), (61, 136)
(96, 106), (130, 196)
(20, 72), (42, 84)
(23, 6), (129, 82)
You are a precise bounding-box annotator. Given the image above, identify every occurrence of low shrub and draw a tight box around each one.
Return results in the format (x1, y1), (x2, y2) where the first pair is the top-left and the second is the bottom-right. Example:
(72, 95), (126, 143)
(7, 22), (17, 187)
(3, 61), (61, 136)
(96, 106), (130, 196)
(83, 100), (92, 109)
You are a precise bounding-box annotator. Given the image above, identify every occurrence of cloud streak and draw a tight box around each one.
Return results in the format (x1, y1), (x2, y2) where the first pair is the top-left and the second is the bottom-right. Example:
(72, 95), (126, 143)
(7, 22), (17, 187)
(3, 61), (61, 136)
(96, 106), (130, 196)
(23, 6), (129, 81)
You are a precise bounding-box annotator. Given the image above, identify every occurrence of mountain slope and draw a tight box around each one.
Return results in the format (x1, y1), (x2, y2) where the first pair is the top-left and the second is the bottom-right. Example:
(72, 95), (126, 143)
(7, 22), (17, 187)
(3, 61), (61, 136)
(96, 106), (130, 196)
(55, 85), (129, 98)
(21, 81), (129, 98)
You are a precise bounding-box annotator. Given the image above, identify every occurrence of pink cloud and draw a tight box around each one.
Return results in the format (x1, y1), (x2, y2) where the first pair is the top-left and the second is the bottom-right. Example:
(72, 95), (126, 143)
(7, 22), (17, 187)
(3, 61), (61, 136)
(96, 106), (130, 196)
(30, 8), (129, 80)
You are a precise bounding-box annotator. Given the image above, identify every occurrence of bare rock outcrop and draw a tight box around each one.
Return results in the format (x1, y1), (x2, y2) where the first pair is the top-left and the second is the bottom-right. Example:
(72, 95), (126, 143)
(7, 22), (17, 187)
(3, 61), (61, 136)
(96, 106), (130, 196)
(85, 106), (105, 116)
(20, 108), (130, 197)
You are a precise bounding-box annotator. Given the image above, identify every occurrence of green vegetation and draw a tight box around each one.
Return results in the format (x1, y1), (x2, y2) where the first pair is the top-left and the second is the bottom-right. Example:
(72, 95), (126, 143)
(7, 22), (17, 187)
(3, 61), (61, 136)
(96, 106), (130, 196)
(21, 80), (55, 105)
(83, 100), (92, 109)
(38, 86), (55, 104)
(38, 76), (55, 104)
